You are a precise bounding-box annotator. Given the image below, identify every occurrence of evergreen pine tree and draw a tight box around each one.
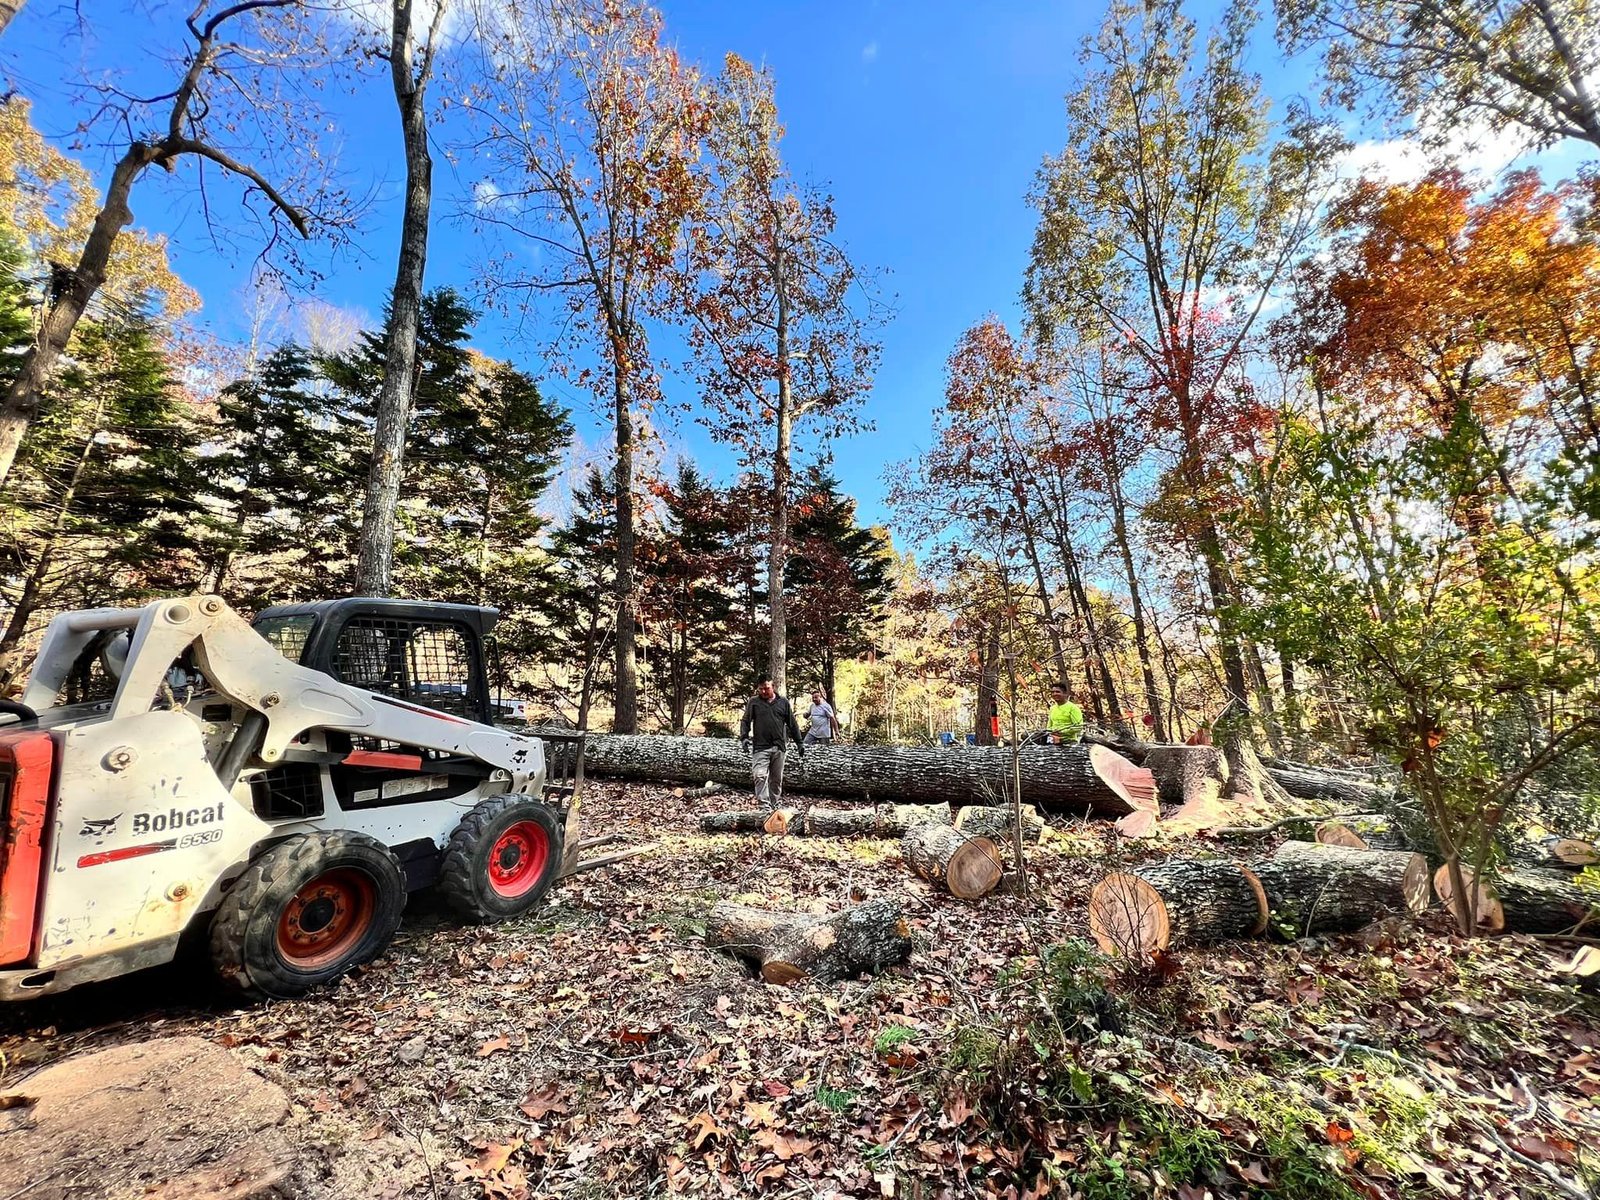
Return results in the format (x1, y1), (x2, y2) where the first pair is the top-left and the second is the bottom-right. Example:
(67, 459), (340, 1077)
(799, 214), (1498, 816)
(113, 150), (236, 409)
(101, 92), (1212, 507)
(785, 466), (894, 700)
(0, 312), (204, 683)
(539, 466), (620, 728)
(644, 461), (742, 733)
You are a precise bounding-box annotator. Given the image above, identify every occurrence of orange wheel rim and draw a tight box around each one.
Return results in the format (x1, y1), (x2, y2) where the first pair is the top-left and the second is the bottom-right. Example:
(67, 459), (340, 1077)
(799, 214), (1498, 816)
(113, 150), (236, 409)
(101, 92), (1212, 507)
(487, 820), (550, 898)
(275, 868), (377, 969)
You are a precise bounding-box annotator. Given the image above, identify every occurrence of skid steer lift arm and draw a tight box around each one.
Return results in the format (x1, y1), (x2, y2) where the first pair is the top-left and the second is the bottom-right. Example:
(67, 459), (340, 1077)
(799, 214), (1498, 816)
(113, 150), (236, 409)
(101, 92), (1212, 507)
(22, 595), (543, 795)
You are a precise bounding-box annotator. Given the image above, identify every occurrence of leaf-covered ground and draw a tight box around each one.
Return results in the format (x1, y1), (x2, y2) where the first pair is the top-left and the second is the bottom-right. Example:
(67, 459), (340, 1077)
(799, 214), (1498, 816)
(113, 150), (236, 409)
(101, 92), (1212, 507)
(2, 780), (1596, 1199)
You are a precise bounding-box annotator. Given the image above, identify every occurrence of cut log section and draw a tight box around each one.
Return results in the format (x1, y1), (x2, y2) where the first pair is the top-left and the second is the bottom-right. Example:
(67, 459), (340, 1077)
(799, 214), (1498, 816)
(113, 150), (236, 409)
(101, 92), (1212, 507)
(705, 899), (912, 984)
(1433, 864), (1596, 935)
(1144, 746), (1226, 809)
(1088, 861), (1268, 958)
(901, 824), (1003, 899)
(567, 732), (1155, 817)
(1431, 863), (1506, 933)
(1314, 814), (1409, 852)
(953, 804), (1045, 843)
(1522, 837), (1600, 872)
(802, 802), (951, 837)
(1254, 841), (1431, 935)
(700, 809), (797, 835)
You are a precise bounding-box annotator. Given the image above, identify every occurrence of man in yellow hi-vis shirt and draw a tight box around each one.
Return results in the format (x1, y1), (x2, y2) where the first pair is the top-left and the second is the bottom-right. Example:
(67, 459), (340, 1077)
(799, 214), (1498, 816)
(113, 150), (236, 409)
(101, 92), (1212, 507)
(1046, 682), (1084, 744)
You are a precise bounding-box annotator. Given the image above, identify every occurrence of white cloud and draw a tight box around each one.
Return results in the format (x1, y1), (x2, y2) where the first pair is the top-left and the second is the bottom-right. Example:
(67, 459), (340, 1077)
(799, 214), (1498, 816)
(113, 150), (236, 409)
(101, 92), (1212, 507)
(861, 41), (879, 63)
(473, 179), (507, 210)
(1334, 113), (1534, 187)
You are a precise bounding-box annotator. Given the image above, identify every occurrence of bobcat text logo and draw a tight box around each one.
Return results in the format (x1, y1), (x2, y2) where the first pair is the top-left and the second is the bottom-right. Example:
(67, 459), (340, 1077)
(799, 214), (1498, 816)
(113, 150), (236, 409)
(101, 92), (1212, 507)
(131, 804), (225, 836)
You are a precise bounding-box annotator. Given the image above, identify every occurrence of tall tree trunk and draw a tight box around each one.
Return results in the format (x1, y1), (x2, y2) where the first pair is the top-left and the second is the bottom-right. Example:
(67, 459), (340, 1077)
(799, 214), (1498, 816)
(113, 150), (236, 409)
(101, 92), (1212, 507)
(1279, 647), (1303, 757)
(1108, 478), (1165, 740)
(0, 149), (149, 486)
(767, 255), (792, 693)
(355, 0), (437, 596)
(0, 1), (26, 37)
(976, 621), (1001, 746)
(613, 366), (640, 732)
(1243, 636), (1284, 755)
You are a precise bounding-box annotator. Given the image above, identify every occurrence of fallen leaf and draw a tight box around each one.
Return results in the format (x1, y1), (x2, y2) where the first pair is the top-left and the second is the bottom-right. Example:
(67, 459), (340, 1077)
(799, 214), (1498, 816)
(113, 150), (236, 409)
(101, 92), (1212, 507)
(1509, 1133), (1576, 1165)
(476, 1139), (521, 1175)
(1326, 1121), (1355, 1144)
(875, 1168), (896, 1197)
(477, 1035), (511, 1058)
(742, 1099), (780, 1128)
(685, 1110), (723, 1149)
(1239, 1161), (1271, 1185)
(520, 1081), (570, 1121)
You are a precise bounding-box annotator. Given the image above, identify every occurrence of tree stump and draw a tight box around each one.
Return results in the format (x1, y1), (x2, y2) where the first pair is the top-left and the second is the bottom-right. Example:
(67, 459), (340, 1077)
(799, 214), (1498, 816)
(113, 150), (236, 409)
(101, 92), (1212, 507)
(1088, 861), (1268, 957)
(700, 809), (797, 835)
(901, 824), (1003, 899)
(953, 804), (1044, 843)
(1254, 841), (1431, 934)
(1144, 745), (1226, 808)
(1434, 864), (1596, 935)
(1314, 814), (1409, 852)
(705, 899), (912, 984)
(801, 802), (951, 837)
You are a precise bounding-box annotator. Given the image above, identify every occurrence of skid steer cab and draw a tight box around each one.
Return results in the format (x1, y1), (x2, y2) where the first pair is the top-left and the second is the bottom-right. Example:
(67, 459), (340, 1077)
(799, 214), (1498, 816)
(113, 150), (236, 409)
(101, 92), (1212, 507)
(0, 596), (582, 1002)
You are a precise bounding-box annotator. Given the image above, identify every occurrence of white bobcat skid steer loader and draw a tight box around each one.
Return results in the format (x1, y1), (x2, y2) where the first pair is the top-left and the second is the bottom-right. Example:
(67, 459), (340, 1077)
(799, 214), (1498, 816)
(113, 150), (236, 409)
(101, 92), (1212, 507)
(0, 595), (582, 1001)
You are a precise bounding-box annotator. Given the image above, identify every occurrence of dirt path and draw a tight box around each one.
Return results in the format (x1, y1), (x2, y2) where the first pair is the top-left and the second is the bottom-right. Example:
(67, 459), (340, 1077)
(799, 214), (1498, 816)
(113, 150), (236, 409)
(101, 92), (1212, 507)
(1, 781), (1595, 1199)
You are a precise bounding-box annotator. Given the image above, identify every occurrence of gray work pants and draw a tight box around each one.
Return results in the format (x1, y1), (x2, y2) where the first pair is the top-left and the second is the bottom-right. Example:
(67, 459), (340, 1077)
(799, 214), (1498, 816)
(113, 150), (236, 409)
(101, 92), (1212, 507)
(751, 745), (786, 808)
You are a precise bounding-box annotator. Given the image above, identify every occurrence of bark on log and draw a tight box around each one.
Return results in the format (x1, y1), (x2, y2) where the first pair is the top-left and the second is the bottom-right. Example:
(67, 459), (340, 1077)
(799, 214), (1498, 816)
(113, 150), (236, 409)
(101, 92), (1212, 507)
(700, 809), (797, 835)
(1315, 814), (1409, 852)
(705, 899), (912, 984)
(1144, 746), (1226, 808)
(901, 825), (1003, 899)
(1264, 763), (1386, 807)
(953, 804), (1044, 843)
(802, 802), (951, 837)
(568, 732), (1154, 817)
(1435, 864), (1597, 935)
(1088, 861), (1268, 957)
(1254, 841), (1431, 935)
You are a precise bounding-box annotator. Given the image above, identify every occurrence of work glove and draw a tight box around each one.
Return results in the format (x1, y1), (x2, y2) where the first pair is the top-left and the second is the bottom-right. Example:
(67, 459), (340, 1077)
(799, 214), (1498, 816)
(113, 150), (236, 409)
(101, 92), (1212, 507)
(795, 745), (806, 761)
(740, 739), (750, 755)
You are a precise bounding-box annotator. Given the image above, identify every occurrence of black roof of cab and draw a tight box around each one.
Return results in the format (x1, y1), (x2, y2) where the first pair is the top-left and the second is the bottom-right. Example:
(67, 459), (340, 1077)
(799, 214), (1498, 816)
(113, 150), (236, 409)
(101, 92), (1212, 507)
(253, 597), (500, 641)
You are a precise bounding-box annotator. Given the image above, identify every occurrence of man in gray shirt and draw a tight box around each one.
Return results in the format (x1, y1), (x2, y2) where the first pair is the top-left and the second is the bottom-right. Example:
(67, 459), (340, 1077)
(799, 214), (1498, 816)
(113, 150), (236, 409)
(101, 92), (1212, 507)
(803, 689), (838, 746)
(738, 679), (804, 809)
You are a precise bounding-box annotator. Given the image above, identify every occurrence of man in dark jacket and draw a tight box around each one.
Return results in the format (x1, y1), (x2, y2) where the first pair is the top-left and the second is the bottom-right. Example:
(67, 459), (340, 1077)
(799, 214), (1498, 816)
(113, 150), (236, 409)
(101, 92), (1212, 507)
(738, 679), (804, 809)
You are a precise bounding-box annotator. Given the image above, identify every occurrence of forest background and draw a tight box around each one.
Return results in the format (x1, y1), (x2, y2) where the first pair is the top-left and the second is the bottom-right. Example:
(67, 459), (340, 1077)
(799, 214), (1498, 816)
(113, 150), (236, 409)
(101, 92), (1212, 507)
(1, 0), (1598, 862)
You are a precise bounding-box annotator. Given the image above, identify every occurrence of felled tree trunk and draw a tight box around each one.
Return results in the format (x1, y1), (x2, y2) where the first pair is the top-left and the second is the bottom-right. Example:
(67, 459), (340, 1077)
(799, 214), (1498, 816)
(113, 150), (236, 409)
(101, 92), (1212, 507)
(1254, 841), (1432, 935)
(570, 733), (1155, 817)
(954, 804), (1044, 843)
(1264, 763), (1386, 808)
(802, 803), (950, 837)
(1434, 864), (1596, 935)
(1088, 861), (1268, 958)
(705, 899), (912, 984)
(700, 809), (797, 835)
(1314, 815), (1409, 852)
(901, 825), (1003, 899)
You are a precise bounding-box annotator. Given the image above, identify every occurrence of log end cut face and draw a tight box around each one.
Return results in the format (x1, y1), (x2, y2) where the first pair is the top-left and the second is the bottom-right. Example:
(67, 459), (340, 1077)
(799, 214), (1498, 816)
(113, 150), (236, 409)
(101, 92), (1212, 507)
(1088, 872), (1170, 958)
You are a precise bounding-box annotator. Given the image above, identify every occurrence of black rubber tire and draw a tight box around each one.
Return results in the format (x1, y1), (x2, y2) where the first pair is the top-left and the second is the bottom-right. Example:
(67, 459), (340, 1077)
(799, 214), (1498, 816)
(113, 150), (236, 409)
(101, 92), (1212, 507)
(439, 795), (565, 923)
(209, 831), (406, 1000)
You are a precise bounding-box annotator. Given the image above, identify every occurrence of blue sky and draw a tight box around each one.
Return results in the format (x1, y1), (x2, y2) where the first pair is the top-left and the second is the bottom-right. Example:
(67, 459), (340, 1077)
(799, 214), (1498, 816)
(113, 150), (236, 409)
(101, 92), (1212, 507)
(4, 1), (1542, 532)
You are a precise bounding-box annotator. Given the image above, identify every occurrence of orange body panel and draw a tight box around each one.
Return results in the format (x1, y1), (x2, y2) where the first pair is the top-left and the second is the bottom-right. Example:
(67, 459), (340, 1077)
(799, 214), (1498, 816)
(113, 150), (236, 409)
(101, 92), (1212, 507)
(0, 730), (55, 966)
